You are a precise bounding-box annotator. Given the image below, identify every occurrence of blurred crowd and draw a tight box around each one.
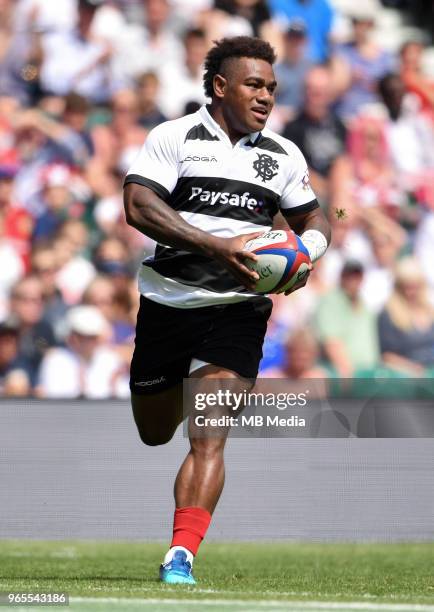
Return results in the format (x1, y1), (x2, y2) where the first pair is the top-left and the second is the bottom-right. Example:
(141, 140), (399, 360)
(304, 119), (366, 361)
(1, 0), (434, 398)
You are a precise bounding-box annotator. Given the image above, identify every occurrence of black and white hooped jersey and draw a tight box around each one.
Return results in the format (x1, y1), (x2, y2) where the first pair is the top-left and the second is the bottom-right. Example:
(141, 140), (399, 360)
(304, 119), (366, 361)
(125, 105), (318, 308)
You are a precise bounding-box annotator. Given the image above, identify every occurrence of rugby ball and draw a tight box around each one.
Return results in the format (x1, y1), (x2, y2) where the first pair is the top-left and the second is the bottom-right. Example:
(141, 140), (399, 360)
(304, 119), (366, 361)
(244, 230), (311, 294)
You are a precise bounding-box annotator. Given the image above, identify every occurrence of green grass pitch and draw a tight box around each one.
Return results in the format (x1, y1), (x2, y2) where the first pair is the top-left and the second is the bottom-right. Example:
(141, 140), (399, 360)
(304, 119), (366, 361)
(1, 541), (434, 611)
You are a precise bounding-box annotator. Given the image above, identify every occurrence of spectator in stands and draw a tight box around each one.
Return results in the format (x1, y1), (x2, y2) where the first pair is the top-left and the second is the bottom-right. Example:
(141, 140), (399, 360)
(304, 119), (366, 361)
(117, 0), (183, 83)
(39, 0), (112, 103)
(32, 164), (78, 242)
(62, 92), (93, 158)
(0, 0), (44, 106)
(320, 205), (373, 288)
(212, 1), (282, 53)
(91, 88), (147, 178)
(0, 162), (33, 269)
(93, 237), (132, 274)
(268, 0), (334, 63)
(331, 2), (396, 121)
(283, 66), (346, 202)
(31, 244), (68, 341)
(378, 257), (434, 375)
(196, 2), (253, 46)
(93, 236), (135, 297)
(136, 72), (168, 129)
(267, 258), (330, 344)
(158, 28), (208, 118)
(36, 305), (128, 398)
(8, 275), (57, 386)
(0, 316), (32, 396)
(399, 40), (434, 120)
(378, 73), (434, 208)
(359, 208), (407, 312)
(329, 114), (403, 216)
(273, 21), (311, 128)
(414, 211), (434, 290)
(14, 0), (77, 36)
(215, 0), (268, 36)
(11, 92), (94, 171)
(11, 106), (91, 213)
(261, 327), (328, 379)
(82, 274), (135, 349)
(0, 222), (24, 319)
(82, 274), (115, 326)
(53, 219), (96, 305)
(17, 93), (95, 170)
(314, 260), (379, 377)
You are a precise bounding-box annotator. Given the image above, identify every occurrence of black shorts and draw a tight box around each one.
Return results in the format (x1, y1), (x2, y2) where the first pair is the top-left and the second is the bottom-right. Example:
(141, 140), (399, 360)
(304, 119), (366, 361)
(130, 296), (272, 395)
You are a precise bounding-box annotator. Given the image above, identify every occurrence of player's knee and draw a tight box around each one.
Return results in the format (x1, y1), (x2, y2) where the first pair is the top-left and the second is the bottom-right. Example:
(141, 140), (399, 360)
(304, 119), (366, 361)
(137, 429), (175, 447)
(191, 437), (225, 458)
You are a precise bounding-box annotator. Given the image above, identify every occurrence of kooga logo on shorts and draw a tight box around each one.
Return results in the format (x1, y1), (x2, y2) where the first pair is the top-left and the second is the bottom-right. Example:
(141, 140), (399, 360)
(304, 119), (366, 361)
(135, 376), (166, 386)
(189, 187), (261, 211)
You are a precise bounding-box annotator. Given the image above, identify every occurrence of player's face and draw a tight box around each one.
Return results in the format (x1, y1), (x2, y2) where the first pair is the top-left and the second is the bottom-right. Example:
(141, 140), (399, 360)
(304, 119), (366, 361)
(221, 57), (276, 135)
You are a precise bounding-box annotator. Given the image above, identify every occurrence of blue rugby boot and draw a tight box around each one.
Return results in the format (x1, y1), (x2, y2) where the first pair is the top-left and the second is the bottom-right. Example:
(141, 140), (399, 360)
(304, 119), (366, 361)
(159, 549), (196, 585)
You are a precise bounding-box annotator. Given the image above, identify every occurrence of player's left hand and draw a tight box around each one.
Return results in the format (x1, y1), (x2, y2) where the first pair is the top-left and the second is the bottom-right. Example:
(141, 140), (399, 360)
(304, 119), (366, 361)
(276, 262), (313, 296)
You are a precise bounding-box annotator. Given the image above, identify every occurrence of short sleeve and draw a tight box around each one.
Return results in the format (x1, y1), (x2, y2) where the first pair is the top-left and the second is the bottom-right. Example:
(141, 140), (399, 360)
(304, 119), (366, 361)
(280, 144), (318, 215)
(124, 122), (180, 200)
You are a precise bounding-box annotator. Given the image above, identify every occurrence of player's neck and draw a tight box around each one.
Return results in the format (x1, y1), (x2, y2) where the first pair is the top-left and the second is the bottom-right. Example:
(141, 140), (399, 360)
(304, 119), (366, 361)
(208, 102), (248, 146)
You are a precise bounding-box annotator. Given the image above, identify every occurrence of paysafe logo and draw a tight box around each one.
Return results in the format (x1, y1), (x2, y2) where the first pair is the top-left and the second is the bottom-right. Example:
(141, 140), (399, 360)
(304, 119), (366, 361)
(189, 187), (263, 211)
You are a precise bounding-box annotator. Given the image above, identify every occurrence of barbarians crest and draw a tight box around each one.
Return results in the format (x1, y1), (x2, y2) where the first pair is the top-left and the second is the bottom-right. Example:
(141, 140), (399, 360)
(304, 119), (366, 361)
(302, 170), (311, 190)
(252, 153), (279, 183)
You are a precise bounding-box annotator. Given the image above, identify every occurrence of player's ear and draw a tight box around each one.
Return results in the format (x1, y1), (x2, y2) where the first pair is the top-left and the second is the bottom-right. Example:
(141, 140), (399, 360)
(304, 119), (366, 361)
(213, 74), (227, 99)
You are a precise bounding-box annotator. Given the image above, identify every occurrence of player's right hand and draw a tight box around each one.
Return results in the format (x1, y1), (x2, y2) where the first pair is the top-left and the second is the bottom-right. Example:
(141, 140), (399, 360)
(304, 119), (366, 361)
(209, 233), (263, 291)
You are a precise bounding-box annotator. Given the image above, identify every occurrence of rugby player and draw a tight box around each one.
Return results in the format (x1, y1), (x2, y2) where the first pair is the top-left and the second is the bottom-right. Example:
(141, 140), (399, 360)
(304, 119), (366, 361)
(123, 36), (331, 584)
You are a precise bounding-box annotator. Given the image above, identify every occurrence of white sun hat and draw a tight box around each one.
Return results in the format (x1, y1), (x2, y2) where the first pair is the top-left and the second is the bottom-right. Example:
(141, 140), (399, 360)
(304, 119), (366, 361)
(66, 305), (109, 337)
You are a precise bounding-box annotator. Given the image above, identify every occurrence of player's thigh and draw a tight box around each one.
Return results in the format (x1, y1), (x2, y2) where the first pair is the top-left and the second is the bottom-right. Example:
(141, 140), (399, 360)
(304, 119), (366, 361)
(131, 384), (184, 446)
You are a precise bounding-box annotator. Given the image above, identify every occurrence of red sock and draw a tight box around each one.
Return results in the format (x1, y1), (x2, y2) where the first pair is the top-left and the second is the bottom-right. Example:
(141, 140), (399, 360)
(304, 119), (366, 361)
(171, 506), (211, 556)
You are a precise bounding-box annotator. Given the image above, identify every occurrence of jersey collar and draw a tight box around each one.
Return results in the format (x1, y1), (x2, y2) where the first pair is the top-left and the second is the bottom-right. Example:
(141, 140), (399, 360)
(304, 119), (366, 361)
(198, 105), (262, 148)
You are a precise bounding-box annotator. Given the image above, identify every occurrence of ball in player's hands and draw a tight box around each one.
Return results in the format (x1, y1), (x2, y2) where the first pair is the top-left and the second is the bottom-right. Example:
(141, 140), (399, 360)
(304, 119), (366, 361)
(243, 230), (311, 294)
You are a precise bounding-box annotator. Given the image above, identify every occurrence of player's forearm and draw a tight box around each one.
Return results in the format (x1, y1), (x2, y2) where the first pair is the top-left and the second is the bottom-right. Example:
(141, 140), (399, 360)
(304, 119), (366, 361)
(284, 206), (331, 262)
(123, 184), (220, 257)
(291, 207), (331, 243)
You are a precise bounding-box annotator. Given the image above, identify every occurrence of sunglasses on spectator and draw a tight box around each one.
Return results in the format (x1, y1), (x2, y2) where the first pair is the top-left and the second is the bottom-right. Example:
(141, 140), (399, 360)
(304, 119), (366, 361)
(34, 267), (58, 274)
(12, 294), (43, 303)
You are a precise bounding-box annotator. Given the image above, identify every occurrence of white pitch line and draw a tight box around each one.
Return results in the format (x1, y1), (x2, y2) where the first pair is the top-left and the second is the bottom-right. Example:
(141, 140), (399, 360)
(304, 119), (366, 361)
(71, 597), (434, 611)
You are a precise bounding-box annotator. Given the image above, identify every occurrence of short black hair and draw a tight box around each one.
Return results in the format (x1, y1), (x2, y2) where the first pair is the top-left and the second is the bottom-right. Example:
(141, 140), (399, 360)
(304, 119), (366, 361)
(377, 72), (402, 99)
(203, 36), (276, 99)
(183, 27), (206, 44)
(64, 92), (90, 114)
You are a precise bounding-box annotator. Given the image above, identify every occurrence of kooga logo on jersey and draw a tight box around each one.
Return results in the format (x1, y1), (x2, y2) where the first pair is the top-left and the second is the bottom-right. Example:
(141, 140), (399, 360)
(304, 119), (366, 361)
(189, 187), (262, 211)
(182, 155), (217, 162)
